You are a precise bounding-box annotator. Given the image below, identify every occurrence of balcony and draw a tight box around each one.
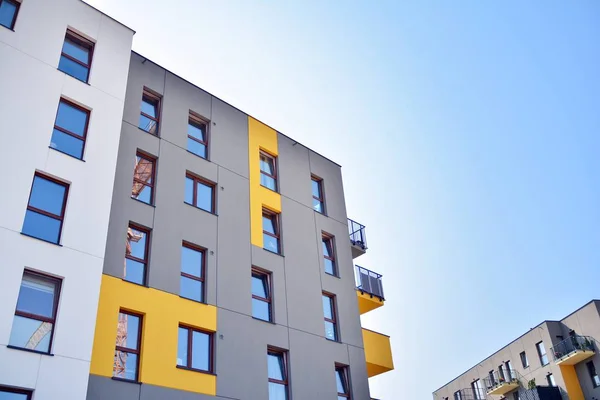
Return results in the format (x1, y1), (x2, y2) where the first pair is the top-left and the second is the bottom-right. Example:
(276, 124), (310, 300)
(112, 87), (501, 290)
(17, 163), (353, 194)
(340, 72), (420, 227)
(362, 328), (394, 378)
(348, 218), (367, 258)
(551, 335), (595, 365)
(484, 369), (520, 395)
(355, 266), (385, 314)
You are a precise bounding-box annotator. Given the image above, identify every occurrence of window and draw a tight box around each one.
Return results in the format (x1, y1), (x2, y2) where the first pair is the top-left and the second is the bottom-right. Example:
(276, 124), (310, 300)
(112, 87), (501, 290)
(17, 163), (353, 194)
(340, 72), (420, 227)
(58, 30), (94, 83)
(488, 370), (496, 385)
(311, 176), (325, 213)
(0, 387), (31, 399)
(113, 311), (142, 381)
(536, 341), (549, 366)
(587, 361), (600, 388)
(520, 351), (529, 368)
(131, 152), (156, 205)
(471, 379), (485, 400)
(267, 349), (288, 400)
(546, 373), (556, 387)
(139, 89), (160, 135)
(124, 224), (149, 285)
(9, 271), (61, 354)
(260, 151), (277, 191)
(180, 242), (205, 303)
(322, 293), (338, 341)
(453, 391), (462, 400)
(22, 173), (69, 244)
(262, 210), (281, 254)
(185, 173), (215, 213)
(51, 99), (90, 160)
(188, 113), (209, 159)
(252, 268), (272, 322)
(505, 361), (514, 380)
(336, 366), (351, 399)
(498, 365), (505, 382)
(322, 234), (336, 276)
(0, 0), (19, 30)
(177, 326), (213, 373)
(513, 392), (521, 400)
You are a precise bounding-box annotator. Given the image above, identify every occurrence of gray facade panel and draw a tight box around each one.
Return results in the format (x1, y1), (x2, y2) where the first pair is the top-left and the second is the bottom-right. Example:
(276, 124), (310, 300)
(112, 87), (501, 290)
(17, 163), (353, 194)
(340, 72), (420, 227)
(278, 134), (313, 209)
(87, 375), (140, 400)
(348, 344), (372, 400)
(308, 150), (348, 225)
(250, 246), (288, 325)
(140, 383), (227, 400)
(210, 97), (249, 179)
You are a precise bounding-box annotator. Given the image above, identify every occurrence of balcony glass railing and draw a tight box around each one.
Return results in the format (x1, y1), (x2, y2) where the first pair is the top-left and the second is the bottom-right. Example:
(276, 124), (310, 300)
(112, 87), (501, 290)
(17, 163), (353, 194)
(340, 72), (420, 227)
(551, 335), (595, 361)
(348, 218), (367, 250)
(483, 369), (520, 393)
(355, 266), (384, 300)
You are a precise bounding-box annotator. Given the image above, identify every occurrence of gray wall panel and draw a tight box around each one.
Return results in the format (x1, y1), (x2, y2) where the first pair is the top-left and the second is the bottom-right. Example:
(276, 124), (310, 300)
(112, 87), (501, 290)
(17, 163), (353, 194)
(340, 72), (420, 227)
(308, 150), (348, 225)
(210, 98), (249, 178)
(87, 375), (140, 400)
(348, 344), (371, 399)
(278, 134), (312, 209)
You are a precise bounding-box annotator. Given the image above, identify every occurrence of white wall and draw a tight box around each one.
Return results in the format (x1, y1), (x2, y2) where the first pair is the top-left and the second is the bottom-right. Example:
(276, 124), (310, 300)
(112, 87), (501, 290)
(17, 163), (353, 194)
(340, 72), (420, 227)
(0, 0), (133, 398)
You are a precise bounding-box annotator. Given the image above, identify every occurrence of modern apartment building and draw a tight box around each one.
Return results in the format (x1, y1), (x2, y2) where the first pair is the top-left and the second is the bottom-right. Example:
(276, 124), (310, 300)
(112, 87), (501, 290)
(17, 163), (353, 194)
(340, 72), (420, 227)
(0, 0), (393, 399)
(433, 300), (600, 400)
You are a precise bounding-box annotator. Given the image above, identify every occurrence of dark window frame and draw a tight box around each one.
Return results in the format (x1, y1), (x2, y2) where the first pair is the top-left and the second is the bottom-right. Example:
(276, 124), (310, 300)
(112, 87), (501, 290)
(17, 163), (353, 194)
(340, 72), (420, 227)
(520, 351), (529, 368)
(267, 347), (289, 396)
(323, 292), (339, 342)
(24, 173), (70, 244)
(113, 310), (143, 382)
(177, 325), (214, 374)
(51, 97), (90, 160)
(322, 233), (337, 276)
(536, 341), (549, 366)
(0, 386), (32, 399)
(0, 0), (20, 30)
(335, 364), (351, 399)
(259, 151), (278, 192)
(188, 112), (210, 159)
(60, 29), (94, 83)
(185, 173), (216, 213)
(139, 88), (161, 135)
(588, 361), (600, 388)
(546, 373), (555, 387)
(251, 267), (272, 322)
(262, 209), (281, 254)
(125, 223), (150, 286)
(180, 241), (206, 303)
(12, 270), (62, 354)
(131, 151), (156, 205)
(311, 175), (325, 213)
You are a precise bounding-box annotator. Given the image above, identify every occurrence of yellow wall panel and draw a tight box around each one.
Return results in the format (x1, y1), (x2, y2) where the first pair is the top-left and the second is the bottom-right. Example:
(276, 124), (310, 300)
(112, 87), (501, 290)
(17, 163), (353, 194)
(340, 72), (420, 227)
(560, 364), (585, 400)
(356, 290), (384, 315)
(362, 328), (394, 378)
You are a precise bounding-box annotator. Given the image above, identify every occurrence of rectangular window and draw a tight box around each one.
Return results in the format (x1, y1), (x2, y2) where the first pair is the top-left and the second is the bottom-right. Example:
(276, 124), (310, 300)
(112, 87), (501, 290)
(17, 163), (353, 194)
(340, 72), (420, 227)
(471, 379), (485, 400)
(513, 392), (520, 400)
(520, 351), (529, 368)
(0, 386), (31, 399)
(498, 365), (505, 381)
(505, 361), (513, 380)
(125, 224), (149, 285)
(0, 0), (20, 30)
(50, 98), (90, 160)
(139, 89), (160, 135)
(322, 293), (338, 341)
(267, 349), (288, 400)
(188, 113), (209, 159)
(587, 361), (600, 388)
(262, 210), (281, 254)
(58, 30), (94, 83)
(131, 152), (156, 205)
(322, 234), (336, 275)
(177, 326), (213, 373)
(113, 311), (142, 381)
(251, 268), (272, 322)
(546, 373), (556, 387)
(488, 370), (496, 385)
(336, 365), (351, 399)
(260, 151), (277, 191)
(311, 176), (325, 213)
(22, 173), (69, 244)
(453, 391), (462, 400)
(536, 341), (549, 366)
(180, 242), (205, 303)
(9, 271), (61, 354)
(185, 173), (215, 213)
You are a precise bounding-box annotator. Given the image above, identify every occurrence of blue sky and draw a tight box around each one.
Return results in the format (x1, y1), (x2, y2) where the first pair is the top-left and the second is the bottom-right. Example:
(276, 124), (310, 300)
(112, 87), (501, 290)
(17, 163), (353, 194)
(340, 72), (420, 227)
(89, 1), (600, 398)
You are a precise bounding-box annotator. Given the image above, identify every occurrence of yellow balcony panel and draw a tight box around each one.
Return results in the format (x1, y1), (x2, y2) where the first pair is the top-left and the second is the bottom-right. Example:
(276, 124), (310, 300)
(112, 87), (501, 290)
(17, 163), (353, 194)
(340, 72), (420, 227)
(363, 328), (394, 378)
(551, 336), (596, 366)
(357, 289), (384, 314)
(487, 380), (519, 396)
(556, 349), (595, 365)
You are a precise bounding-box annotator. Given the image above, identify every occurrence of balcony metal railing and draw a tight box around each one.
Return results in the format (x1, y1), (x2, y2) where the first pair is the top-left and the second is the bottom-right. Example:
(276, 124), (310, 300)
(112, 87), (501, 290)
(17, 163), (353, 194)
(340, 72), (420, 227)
(483, 369), (520, 393)
(551, 335), (595, 361)
(355, 265), (384, 300)
(348, 218), (367, 250)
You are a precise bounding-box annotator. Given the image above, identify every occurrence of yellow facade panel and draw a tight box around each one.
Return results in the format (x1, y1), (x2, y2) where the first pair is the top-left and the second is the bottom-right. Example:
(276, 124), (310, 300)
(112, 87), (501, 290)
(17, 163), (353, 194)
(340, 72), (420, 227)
(560, 364), (585, 400)
(356, 290), (384, 315)
(362, 328), (394, 378)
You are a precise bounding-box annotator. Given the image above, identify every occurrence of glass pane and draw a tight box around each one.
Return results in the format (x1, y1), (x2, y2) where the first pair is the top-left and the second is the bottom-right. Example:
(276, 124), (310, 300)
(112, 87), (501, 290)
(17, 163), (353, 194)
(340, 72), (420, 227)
(322, 239), (331, 257)
(267, 353), (284, 380)
(324, 259), (335, 275)
(312, 179), (321, 198)
(263, 215), (275, 234)
(268, 382), (287, 400)
(322, 296), (333, 319)
(263, 234), (279, 254)
(113, 351), (137, 380)
(29, 176), (66, 216)
(336, 369), (346, 392)
(594, 375), (600, 387)
(116, 313), (140, 349)
(16, 274), (56, 318)
(181, 246), (203, 277)
(196, 181), (213, 212)
(141, 98), (157, 118)
(22, 210), (61, 243)
(177, 327), (188, 366)
(127, 228), (147, 259)
(55, 101), (87, 136)
(184, 177), (194, 204)
(124, 258), (145, 285)
(251, 274), (267, 297)
(62, 37), (89, 64)
(58, 56), (89, 82)
(0, 390), (29, 400)
(131, 184), (151, 204)
(191, 330), (210, 371)
(325, 321), (337, 341)
(188, 121), (206, 141)
(0, 0), (17, 29)
(252, 298), (270, 321)
(261, 174), (276, 191)
(138, 114), (157, 134)
(9, 316), (52, 352)
(260, 155), (274, 174)
(50, 129), (84, 159)
(134, 156), (154, 185)
(313, 198), (323, 213)
(187, 137), (207, 158)
(180, 276), (202, 302)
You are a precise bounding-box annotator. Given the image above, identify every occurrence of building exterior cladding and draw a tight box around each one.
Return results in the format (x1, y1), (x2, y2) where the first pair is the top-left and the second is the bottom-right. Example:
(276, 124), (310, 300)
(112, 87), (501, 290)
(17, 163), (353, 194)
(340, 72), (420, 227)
(0, 0), (393, 399)
(433, 300), (600, 400)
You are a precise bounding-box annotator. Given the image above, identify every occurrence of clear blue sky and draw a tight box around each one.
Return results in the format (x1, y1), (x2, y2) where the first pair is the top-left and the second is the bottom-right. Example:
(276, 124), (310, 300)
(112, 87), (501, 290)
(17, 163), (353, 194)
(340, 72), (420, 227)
(89, 1), (600, 398)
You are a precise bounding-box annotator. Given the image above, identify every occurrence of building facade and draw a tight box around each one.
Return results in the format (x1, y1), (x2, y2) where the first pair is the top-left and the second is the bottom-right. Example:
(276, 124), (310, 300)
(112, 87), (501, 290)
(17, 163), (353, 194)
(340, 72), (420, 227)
(433, 300), (600, 400)
(0, 1), (393, 399)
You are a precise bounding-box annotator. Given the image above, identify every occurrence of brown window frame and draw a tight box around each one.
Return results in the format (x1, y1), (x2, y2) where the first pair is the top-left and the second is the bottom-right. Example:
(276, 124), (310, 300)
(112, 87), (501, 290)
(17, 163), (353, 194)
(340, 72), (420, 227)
(311, 175), (325, 213)
(188, 112), (209, 159)
(24, 172), (70, 244)
(0, 386), (32, 399)
(335, 364), (351, 399)
(177, 325), (214, 374)
(322, 233), (336, 276)
(60, 30), (94, 83)
(139, 88), (161, 135)
(180, 241), (206, 303)
(125, 223), (150, 286)
(131, 151), (156, 205)
(0, 0), (20, 30)
(262, 209), (281, 254)
(185, 173), (216, 213)
(267, 347), (289, 396)
(251, 267), (272, 322)
(323, 292), (338, 342)
(51, 98), (90, 160)
(259, 151), (278, 191)
(113, 310), (143, 382)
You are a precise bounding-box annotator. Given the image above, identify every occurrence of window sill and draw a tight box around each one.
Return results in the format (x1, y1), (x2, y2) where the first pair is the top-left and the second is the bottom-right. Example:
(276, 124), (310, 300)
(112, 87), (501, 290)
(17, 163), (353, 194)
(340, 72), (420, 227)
(48, 146), (85, 162)
(58, 69), (91, 85)
(0, 24), (15, 32)
(130, 197), (155, 207)
(179, 295), (207, 305)
(186, 150), (209, 162)
(263, 248), (284, 257)
(314, 209), (328, 217)
(252, 316), (276, 325)
(7, 345), (54, 356)
(111, 377), (141, 385)
(20, 232), (62, 247)
(325, 338), (341, 343)
(121, 278), (148, 288)
(138, 127), (160, 137)
(176, 365), (216, 376)
(183, 201), (218, 217)
(260, 184), (279, 194)
(325, 272), (340, 279)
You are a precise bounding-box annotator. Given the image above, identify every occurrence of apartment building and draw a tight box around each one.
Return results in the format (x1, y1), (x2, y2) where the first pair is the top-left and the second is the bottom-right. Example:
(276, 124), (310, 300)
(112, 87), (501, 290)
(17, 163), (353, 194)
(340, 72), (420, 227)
(0, 1), (393, 399)
(433, 300), (600, 400)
